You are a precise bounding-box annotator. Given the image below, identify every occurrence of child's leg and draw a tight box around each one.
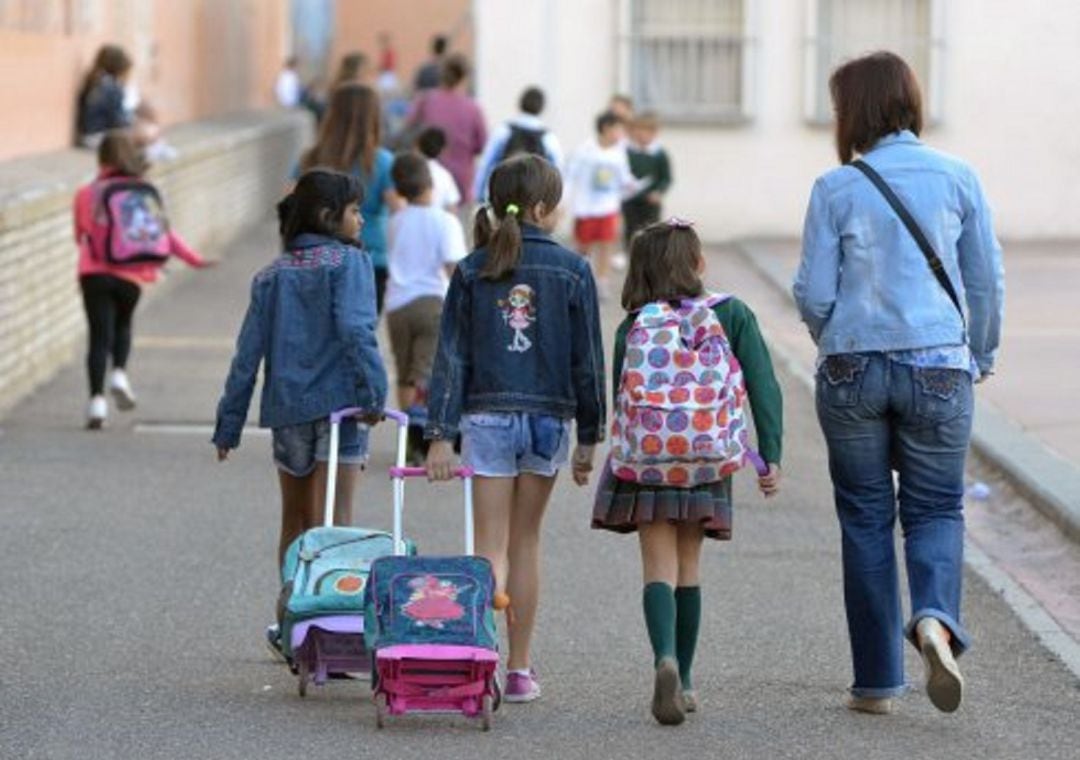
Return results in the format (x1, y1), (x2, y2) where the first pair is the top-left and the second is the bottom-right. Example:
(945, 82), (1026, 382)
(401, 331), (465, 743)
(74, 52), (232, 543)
(505, 472), (557, 671)
(594, 240), (614, 282)
(110, 279), (142, 370)
(472, 475), (514, 599)
(675, 522), (706, 691)
(639, 521), (679, 665)
(79, 276), (115, 397)
(313, 462), (361, 526)
(277, 468), (318, 566)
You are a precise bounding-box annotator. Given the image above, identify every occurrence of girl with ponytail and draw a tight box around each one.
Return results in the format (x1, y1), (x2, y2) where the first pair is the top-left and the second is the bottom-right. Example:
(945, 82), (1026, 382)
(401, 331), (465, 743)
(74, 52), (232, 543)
(424, 154), (606, 703)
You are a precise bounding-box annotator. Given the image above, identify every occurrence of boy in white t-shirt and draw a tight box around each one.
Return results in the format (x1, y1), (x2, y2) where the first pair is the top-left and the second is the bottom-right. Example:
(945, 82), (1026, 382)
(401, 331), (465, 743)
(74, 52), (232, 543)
(386, 152), (467, 458)
(566, 110), (644, 298)
(416, 127), (461, 212)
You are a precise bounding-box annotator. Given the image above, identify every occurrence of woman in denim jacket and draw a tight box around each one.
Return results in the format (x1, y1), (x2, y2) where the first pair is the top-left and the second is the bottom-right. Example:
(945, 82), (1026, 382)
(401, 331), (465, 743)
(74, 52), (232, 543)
(794, 52), (1004, 716)
(214, 169), (387, 577)
(425, 155), (605, 702)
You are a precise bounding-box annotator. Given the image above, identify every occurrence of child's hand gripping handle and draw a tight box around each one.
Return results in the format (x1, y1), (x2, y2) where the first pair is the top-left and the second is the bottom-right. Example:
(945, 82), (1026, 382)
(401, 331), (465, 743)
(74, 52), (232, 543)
(389, 467), (476, 557)
(324, 407), (410, 529)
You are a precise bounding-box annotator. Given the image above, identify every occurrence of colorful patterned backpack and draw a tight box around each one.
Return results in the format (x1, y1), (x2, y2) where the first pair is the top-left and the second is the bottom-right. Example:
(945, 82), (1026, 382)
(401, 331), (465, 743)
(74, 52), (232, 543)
(90, 178), (172, 266)
(610, 293), (759, 488)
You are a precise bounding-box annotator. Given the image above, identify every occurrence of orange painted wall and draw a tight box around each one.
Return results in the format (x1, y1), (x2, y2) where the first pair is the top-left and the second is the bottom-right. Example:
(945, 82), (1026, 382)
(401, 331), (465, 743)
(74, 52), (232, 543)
(331, 0), (473, 86)
(0, 0), (289, 163)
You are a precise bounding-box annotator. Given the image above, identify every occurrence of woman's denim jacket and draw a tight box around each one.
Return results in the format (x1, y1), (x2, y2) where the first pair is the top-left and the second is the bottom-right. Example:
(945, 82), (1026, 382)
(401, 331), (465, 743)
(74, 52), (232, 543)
(424, 224), (606, 445)
(213, 234), (387, 448)
(794, 131), (1004, 375)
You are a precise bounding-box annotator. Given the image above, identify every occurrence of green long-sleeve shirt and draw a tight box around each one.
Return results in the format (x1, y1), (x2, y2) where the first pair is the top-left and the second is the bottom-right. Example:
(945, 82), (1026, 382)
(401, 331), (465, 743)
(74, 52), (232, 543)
(612, 298), (783, 465)
(626, 144), (672, 200)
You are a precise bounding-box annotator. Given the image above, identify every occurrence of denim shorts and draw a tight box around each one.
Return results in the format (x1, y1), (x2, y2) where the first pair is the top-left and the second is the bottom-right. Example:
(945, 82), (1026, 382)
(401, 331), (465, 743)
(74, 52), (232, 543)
(460, 412), (571, 478)
(272, 418), (368, 477)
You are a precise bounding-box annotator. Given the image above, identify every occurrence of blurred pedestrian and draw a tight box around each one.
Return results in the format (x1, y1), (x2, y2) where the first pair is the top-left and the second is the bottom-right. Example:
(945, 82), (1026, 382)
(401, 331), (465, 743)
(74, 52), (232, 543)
(473, 86), (563, 203)
(621, 111), (672, 248)
(414, 35), (448, 92)
(275, 56), (302, 108)
(74, 130), (211, 429)
(406, 54), (487, 204)
(794, 51), (1005, 717)
(76, 45), (134, 148)
(376, 32), (399, 93)
(416, 127), (461, 211)
(565, 110), (644, 299)
(299, 84), (399, 313)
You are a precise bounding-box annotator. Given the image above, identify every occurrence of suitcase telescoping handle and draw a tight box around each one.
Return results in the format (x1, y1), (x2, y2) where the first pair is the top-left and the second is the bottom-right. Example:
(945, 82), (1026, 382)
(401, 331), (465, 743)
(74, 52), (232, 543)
(389, 466), (475, 557)
(323, 408), (409, 529)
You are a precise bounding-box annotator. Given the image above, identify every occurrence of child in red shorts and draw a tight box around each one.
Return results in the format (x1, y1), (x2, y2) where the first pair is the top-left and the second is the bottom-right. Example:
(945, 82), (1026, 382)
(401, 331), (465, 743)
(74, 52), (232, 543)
(567, 110), (644, 298)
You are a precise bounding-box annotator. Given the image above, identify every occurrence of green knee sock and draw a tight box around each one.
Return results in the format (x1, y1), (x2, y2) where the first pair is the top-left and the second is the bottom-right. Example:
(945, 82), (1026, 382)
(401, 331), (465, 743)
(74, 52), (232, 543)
(675, 586), (702, 689)
(642, 582), (677, 667)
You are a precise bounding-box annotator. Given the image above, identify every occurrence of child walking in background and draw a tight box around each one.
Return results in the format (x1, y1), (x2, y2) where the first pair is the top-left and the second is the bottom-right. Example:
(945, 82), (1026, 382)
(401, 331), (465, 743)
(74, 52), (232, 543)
(566, 110), (644, 299)
(416, 127), (462, 212)
(385, 152), (468, 462)
(212, 169), (388, 653)
(592, 220), (783, 725)
(622, 112), (672, 248)
(424, 155), (606, 703)
(74, 129), (210, 429)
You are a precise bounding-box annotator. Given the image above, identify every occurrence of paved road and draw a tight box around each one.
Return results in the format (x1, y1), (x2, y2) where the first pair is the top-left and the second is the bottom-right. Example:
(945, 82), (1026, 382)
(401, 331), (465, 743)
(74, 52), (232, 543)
(1, 224), (1077, 759)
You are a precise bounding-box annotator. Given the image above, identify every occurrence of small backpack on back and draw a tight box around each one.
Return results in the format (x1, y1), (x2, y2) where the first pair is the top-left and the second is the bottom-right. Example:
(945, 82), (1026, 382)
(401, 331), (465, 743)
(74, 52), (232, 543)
(500, 124), (546, 162)
(610, 294), (758, 488)
(90, 178), (172, 266)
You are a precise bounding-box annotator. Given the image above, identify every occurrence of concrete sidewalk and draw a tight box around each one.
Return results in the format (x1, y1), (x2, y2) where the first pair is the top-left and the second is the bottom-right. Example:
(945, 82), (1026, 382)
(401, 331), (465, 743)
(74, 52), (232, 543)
(1, 225), (1078, 759)
(737, 238), (1080, 544)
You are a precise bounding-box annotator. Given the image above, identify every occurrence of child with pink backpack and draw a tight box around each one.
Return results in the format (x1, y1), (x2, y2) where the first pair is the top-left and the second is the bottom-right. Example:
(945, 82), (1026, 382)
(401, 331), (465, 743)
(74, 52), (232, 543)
(74, 129), (210, 429)
(591, 219), (783, 725)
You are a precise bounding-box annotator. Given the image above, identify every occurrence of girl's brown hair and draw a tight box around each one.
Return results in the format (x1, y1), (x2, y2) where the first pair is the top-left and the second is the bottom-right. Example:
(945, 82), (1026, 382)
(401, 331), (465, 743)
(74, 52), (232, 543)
(441, 53), (470, 88)
(97, 129), (148, 177)
(474, 155), (562, 280)
(621, 221), (705, 311)
(829, 51), (924, 164)
(78, 45), (133, 105)
(301, 83), (382, 174)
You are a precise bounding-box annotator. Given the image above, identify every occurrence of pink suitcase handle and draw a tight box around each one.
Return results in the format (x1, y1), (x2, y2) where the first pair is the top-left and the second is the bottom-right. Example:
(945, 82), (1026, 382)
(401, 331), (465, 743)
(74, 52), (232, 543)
(389, 466), (475, 479)
(330, 407), (409, 426)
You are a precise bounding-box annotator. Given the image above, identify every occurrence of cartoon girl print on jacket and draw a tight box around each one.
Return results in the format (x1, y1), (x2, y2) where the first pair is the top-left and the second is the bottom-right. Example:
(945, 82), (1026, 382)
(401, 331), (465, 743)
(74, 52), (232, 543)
(499, 284), (536, 353)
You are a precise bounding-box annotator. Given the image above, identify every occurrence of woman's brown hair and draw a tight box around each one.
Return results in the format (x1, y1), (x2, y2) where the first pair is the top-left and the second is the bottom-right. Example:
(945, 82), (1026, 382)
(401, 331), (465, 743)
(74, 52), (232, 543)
(474, 154), (562, 280)
(441, 53), (470, 89)
(829, 51), (923, 164)
(78, 44), (133, 105)
(621, 222), (705, 311)
(97, 129), (148, 177)
(301, 83), (381, 175)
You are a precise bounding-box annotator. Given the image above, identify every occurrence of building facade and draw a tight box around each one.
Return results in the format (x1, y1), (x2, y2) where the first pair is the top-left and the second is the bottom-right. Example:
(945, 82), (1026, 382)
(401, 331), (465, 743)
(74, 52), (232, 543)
(474, 0), (1080, 241)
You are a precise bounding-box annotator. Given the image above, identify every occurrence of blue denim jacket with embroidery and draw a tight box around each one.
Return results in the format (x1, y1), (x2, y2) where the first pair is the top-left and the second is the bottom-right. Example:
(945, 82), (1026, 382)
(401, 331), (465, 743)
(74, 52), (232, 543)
(424, 225), (606, 445)
(213, 233), (387, 448)
(794, 131), (1005, 375)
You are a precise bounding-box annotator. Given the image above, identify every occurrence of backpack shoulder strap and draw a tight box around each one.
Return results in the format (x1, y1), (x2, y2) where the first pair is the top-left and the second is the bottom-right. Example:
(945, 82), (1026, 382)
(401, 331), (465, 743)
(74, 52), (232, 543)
(850, 159), (964, 322)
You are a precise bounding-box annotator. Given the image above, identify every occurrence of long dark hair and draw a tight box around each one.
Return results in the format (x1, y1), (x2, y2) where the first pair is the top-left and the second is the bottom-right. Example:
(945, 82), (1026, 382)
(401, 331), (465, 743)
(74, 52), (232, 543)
(78, 45), (132, 105)
(301, 83), (382, 175)
(621, 221), (704, 311)
(474, 155), (562, 280)
(277, 169), (364, 246)
(829, 51), (924, 164)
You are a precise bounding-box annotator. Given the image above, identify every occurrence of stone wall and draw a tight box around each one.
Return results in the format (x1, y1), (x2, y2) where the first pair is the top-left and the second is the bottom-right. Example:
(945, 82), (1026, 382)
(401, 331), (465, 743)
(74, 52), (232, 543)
(0, 110), (309, 417)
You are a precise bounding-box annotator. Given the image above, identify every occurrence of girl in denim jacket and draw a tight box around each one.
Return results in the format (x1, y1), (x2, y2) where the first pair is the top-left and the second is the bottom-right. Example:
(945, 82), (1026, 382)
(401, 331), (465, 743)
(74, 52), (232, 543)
(214, 170), (387, 625)
(425, 155), (605, 703)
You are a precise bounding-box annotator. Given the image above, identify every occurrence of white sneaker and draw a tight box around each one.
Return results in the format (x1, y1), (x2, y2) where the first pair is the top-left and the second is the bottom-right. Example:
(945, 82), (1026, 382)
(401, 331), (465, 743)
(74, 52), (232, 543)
(86, 395), (107, 430)
(110, 369), (137, 411)
(916, 617), (963, 713)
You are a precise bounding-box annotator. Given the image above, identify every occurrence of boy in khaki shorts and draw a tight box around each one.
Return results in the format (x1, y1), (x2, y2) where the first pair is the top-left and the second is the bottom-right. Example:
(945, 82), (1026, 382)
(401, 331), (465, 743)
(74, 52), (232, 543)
(385, 152), (468, 459)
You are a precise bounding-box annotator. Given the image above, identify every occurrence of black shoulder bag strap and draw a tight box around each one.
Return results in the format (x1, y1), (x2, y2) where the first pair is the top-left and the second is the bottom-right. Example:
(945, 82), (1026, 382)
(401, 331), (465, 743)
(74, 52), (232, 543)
(851, 159), (965, 324)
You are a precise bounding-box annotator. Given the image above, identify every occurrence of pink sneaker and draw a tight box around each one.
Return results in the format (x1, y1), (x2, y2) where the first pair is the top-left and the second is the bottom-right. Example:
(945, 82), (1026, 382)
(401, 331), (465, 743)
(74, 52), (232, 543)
(503, 669), (541, 703)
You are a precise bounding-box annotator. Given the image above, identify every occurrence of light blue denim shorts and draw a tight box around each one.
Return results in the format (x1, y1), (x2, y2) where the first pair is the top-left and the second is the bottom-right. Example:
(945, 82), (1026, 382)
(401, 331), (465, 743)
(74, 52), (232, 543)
(460, 412), (571, 478)
(272, 418), (368, 477)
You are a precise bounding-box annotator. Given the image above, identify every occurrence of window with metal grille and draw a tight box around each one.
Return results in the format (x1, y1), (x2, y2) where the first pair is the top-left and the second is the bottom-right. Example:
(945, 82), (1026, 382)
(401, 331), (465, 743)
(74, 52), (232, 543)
(619, 0), (754, 123)
(804, 0), (944, 124)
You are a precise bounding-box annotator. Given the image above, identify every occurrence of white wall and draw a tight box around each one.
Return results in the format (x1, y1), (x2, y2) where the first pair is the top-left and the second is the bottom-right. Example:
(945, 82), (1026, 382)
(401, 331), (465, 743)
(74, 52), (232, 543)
(475, 0), (1080, 242)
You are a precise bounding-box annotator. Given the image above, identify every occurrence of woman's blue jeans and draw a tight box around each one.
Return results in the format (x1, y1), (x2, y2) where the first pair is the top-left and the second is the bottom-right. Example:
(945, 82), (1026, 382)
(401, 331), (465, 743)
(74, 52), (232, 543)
(816, 353), (973, 698)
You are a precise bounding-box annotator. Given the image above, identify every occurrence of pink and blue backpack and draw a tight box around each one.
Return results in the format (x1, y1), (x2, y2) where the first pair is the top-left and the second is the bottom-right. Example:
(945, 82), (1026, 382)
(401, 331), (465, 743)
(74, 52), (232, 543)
(90, 177), (172, 266)
(610, 293), (763, 488)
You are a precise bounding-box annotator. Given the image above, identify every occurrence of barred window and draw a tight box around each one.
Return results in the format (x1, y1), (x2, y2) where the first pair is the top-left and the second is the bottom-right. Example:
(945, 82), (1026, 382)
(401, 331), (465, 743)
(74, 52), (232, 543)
(805, 0), (944, 123)
(620, 0), (753, 123)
